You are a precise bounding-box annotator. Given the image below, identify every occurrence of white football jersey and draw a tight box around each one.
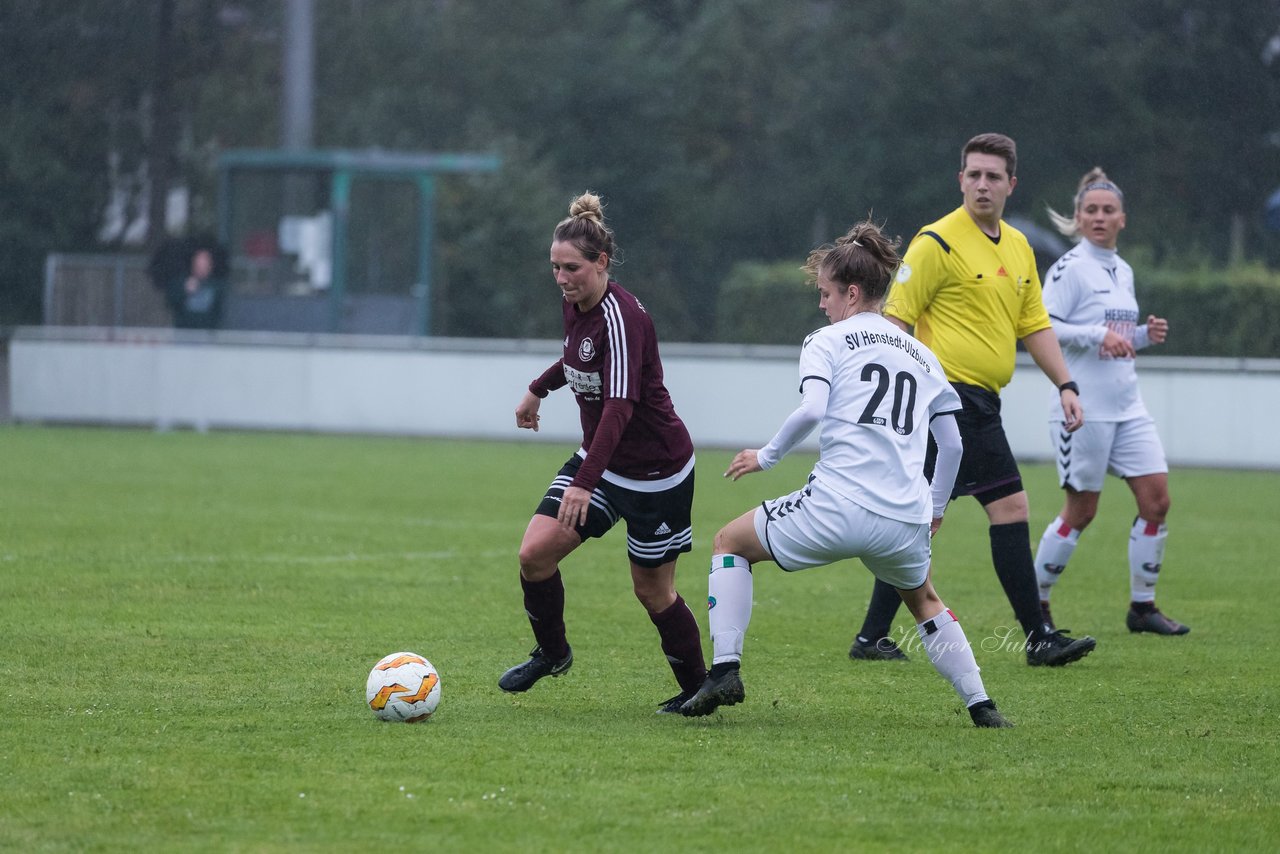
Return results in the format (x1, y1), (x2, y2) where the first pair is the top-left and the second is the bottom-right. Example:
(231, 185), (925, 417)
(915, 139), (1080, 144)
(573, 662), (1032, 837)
(799, 312), (960, 523)
(1042, 241), (1152, 422)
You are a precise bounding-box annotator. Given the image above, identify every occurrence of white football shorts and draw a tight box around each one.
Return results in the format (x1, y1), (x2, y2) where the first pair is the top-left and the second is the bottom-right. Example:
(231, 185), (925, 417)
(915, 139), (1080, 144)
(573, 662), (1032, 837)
(753, 477), (931, 590)
(1052, 416), (1168, 492)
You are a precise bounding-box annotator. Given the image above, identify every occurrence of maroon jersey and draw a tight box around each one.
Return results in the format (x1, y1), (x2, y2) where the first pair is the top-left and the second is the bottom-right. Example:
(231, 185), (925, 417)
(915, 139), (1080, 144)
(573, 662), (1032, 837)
(530, 280), (693, 490)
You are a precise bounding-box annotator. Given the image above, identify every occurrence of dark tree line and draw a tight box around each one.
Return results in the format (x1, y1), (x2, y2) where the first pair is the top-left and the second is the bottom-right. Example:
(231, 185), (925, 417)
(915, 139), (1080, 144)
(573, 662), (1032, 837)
(3, 0), (1279, 342)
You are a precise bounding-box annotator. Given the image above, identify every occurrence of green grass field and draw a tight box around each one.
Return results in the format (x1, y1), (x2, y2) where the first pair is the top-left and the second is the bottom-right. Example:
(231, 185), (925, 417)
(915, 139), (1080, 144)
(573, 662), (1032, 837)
(1, 425), (1276, 852)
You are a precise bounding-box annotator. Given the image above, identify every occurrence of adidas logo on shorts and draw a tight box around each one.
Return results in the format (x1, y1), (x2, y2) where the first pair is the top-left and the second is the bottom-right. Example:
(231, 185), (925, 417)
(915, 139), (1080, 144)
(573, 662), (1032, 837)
(654, 522), (671, 536)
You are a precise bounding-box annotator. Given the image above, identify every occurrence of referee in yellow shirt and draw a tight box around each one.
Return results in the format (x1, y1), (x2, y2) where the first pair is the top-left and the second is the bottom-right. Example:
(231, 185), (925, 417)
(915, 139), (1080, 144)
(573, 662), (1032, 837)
(850, 133), (1097, 667)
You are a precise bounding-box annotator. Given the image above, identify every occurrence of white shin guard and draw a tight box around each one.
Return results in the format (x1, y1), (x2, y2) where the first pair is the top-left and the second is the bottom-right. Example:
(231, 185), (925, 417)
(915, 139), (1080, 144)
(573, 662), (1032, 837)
(708, 554), (753, 665)
(1129, 518), (1167, 603)
(1035, 517), (1080, 600)
(916, 608), (989, 708)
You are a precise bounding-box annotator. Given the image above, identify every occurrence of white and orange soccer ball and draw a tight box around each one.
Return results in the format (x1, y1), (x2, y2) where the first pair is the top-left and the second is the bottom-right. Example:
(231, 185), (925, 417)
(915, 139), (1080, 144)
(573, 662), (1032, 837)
(365, 652), (441, 723)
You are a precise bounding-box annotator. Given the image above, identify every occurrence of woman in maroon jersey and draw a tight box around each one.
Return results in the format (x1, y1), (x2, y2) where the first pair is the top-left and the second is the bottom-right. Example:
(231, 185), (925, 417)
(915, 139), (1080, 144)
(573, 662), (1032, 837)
(498, 192), (707, 714)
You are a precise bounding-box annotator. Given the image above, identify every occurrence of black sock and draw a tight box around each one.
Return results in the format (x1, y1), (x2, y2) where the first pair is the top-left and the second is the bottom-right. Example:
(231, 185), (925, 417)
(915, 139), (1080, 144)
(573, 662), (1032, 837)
(858, 578), (903, 642)
(521, 570), (569, 659)
(649, 594), (708, 693)
(989, 522), (1049, 639)
(709, 661), (739, 678)
(1130, 600), (1156, 614)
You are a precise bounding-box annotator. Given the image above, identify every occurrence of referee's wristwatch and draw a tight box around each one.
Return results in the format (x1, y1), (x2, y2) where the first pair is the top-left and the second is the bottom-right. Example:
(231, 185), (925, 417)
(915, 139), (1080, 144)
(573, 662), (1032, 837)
(1058, 381), (1080, 395)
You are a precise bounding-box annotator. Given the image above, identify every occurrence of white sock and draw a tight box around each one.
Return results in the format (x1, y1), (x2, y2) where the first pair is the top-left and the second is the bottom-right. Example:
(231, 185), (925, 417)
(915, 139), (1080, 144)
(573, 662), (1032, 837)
(1034, 516), (1079, 602)
(916, 608), (988, 707)
(708, 554), (753, 665)
(1129, 518), (1166, 603)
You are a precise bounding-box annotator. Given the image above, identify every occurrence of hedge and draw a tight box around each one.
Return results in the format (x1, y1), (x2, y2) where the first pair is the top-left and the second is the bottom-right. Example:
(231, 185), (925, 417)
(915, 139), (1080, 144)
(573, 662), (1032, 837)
(713, 260), (825, 347)
(1126, 260), (1280, 358)
(715, 258), (1280, 358)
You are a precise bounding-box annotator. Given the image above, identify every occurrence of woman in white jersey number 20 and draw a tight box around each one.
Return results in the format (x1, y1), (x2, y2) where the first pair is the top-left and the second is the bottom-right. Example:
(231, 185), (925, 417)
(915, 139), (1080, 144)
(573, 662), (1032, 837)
(679, 220), (1012, 728)
(1033, 168), (1189, 636)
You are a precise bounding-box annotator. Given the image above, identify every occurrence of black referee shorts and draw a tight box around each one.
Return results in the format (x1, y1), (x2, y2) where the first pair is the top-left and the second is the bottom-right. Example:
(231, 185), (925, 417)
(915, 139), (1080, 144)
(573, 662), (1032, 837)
(925, 382), (1023, 506)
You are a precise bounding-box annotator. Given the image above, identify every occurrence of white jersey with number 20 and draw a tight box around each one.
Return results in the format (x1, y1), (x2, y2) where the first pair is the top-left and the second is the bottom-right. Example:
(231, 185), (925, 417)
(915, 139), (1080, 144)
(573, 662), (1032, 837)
(799, 312), (961, 524)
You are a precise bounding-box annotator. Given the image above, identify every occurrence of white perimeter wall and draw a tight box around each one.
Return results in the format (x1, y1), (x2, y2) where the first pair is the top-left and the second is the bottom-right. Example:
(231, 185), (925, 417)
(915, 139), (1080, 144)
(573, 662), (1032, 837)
(10, 327), (1280, 469)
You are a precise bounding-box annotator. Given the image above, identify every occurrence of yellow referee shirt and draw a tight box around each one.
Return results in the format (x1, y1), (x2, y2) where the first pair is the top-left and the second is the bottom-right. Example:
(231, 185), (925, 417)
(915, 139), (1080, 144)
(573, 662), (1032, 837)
(885, 206), (1051, 393)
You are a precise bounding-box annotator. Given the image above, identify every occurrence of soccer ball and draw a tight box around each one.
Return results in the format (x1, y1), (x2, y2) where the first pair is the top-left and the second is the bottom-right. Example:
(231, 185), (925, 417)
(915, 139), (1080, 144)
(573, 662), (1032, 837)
(366, 652), (441, 723)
